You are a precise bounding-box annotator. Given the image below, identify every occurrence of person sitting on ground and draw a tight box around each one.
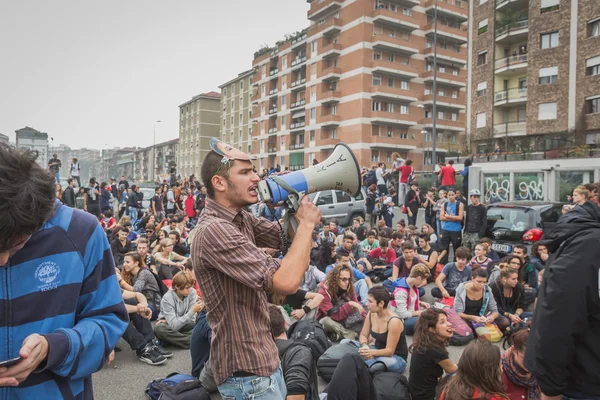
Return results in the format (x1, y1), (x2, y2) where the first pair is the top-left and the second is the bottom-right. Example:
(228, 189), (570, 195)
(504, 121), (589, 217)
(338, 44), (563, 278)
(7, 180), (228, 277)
(390, 264), (431, 336)
(468, 243), (493, 271)
(337, 232), (371, 272)
(161, 218), (182, 235)
(299, 264), (327, 292)
(384, 241), (426, 294)
(341, 286), (409, 373)
(432, 247), (472, 298)
(117, 251), (163, 320)
(501, 326), (541, 398)
(122, 221), (139, 245)
(326, 249), (373, 306)
(421, 223), (438, 246)
(120, 287), (172, 365)
(100, 209), (117, 233)
(454, 268), (499, 336)
(154, 238), (188, 280)
(154, 271), (203, 349)
(439, 340), (508, 400)
(368, 237), (397, 265)
(168, 230), (189, 256)
(269, 289), (324, 326)
(360, 230), (380, 252)
(480, 237), (500, 262)
(512, 245), (538, 307)
(530, 242), (548, 272)
(313, 241), (336, 273)
(318, 223), (336, 245)
(417, 233), (439, 279)
(389, 231), (404, 257)
(268, 305), (319, 400)
(111, 227), (133, 269)
(408, 308), (458, 400)
(317, 264), (367, 341)
(490, 267), (532, 334)
(349, 217), (368, 242)
(137, 238), (158, 275)
(487, 258), (512, 285)
(150, 229), (167, 253)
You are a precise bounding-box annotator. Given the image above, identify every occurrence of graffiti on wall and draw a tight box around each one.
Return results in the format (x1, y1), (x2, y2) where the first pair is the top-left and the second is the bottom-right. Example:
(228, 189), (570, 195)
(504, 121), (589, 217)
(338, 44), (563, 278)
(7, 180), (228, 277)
(484, 173), (545, 203)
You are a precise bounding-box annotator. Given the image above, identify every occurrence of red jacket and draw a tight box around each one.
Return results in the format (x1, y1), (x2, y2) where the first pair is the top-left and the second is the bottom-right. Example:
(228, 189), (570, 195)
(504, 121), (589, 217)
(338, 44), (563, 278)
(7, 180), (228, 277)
(316, 282), (365, 322)
(502, 372), (528, 399)
(369, 247), (397, 264)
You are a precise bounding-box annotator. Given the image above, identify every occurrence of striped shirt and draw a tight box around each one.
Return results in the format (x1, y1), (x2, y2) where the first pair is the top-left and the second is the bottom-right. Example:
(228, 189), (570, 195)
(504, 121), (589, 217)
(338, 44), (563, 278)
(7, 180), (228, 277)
(191, 198), (282, 385)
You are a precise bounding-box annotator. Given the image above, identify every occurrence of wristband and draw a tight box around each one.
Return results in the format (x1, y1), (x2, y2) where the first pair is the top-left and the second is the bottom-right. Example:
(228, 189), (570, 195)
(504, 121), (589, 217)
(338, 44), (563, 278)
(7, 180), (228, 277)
(302, 305), (311, 314)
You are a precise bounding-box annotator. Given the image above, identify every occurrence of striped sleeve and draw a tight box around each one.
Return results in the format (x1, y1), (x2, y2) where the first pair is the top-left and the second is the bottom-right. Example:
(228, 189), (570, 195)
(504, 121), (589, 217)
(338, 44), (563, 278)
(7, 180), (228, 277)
(41, 218), (128, 379)
(249, 212), (283, 249)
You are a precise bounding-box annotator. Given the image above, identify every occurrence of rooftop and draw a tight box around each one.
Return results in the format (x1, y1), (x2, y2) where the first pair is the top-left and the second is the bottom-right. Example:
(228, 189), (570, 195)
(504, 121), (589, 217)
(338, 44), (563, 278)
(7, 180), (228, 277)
(179, 91), (221, 107)
(218, 68), (256, 88)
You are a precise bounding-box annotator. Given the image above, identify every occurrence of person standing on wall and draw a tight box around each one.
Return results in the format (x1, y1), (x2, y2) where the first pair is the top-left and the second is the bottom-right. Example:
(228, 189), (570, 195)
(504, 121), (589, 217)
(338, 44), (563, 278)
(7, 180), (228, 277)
(68, 157), (81, 187)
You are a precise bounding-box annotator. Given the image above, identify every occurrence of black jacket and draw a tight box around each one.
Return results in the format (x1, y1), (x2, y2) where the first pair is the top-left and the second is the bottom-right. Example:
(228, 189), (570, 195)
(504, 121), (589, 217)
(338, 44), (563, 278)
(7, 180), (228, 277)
(127, 191), (139, 208)
(63, 186), (76, 208)
(276, 339), (319, 400)
(524, 201), (600, 397)
(489, 278), (525, 315)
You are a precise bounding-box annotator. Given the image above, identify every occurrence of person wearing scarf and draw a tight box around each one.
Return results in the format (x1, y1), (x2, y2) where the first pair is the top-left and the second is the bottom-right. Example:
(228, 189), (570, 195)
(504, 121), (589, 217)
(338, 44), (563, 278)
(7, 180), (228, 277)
(501, 328), (541, 400)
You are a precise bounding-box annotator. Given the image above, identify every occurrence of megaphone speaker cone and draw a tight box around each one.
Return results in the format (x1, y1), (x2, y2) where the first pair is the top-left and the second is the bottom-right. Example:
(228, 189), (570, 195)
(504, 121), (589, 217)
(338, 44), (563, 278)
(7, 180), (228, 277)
(258, 143), (362, 204)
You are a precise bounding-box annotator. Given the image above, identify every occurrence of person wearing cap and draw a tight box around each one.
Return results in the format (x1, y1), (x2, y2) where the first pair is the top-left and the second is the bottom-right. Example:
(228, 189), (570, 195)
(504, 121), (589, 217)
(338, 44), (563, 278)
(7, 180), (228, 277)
(190, 139), (321, 399)
(462, 189), (487, 254)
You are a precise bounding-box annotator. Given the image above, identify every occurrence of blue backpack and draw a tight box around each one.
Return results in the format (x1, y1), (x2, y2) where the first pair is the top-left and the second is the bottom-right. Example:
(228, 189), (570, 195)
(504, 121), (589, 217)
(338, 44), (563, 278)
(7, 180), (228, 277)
(146, 373), (210, 400)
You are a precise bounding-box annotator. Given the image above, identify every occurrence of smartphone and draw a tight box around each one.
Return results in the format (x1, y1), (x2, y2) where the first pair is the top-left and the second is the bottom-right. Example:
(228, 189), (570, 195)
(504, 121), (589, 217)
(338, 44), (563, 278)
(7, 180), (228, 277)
(0, 356), (22, 368)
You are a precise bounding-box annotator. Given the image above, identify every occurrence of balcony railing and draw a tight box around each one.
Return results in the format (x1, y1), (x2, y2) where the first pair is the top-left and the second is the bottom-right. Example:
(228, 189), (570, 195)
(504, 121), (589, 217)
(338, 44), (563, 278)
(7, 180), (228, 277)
(291, 99), (306, 108)
(269, 107), (278, 114)
(493, 121), (526, 136)
(291, 33), (308, 45)
(268, 147), (277, 153)
(495, 54), (528, 70)
(291, 56), (307, 67)
(269, 88), (279, 95)
(269, 68), (279, 76)
(290, 121), (306, 130)
(290, 78), (307, 88)
(437, 0), (468, 9)
(494, 87), (527, 102)
(268, 127), (277, 134)
(495, 19), (529, 38)
(290, 143), (305, 150)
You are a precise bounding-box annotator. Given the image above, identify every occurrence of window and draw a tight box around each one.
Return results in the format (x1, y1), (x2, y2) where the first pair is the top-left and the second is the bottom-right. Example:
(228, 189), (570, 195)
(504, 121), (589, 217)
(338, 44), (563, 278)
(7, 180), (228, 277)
(239, 114), (243, 124)
(310, 130), (315, 141)
(425, 87), (432, 95)
(541, 31), (559, 49)
(477, 51), (488, 66)
(388, 53), (395, 62)
(240, 81), (244, 90)
(231, 100), (235, 109)
(589, 18), (600, 38)
(540, 0), (559, 13)
(331, 128), (337, 139)
(477, 82), (487, 97)
(374, 52), (382, 60)
(282, 58), (287, 69)
(388, 78), (394, 87)
(281, 96), (286, 107)
(400, 105), (409, 114)
(310, 108), (316, 119)
(476, 112), (486, 128)
(372, 101), (382, 111)
(439, 65), (446, 73)
(538, 102), (557, 120)
(387, 127), (393, 137)
(402, 8), (412, 16)
(438, 111), (445, 119)
(373, 75), (381, 86)
(261, 84), (266, 95)
(587, 96), (600, 114)
(539, 66), (558, 84)
(478, 18), (488, 35)
(387, 103), (394, 112)
(451, 112), (458, 121)
(311, 40), (318, 53)
(371, 151), (379, 162)
(281, 115), (286, 127)
(400, 132), (408, 139)
(586, 56), (600, 76)
(331, 105), (337, 115)
(400, 80), (409, 90)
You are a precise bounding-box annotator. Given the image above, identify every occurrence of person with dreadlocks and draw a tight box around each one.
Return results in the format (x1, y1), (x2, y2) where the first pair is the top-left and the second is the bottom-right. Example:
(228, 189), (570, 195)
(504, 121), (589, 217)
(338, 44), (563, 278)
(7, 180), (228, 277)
(317, 263), (367, 341)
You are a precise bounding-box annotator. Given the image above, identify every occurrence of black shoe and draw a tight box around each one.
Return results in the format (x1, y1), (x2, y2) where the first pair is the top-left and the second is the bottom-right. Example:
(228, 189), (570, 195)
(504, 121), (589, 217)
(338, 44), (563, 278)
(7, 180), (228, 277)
(153, 343), (173, 358)
(137, 344), (167, 366)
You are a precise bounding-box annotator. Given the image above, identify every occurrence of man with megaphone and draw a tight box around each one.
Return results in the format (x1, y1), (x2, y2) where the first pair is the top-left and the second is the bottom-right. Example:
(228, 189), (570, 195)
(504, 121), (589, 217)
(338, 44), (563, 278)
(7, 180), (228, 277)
(190, 139), (321, 400)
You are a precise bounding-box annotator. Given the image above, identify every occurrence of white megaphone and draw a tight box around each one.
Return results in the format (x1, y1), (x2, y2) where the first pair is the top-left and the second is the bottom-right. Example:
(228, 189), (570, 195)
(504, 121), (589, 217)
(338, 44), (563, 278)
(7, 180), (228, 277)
(258, 143), (362, 204)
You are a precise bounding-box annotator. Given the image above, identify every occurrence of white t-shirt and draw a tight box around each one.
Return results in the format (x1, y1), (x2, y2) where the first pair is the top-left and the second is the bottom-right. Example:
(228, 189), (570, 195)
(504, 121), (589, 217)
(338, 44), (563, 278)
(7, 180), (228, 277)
(376, 168), (385, 185)
(70, 163), (80, 177)
(383, 196), (394, 215)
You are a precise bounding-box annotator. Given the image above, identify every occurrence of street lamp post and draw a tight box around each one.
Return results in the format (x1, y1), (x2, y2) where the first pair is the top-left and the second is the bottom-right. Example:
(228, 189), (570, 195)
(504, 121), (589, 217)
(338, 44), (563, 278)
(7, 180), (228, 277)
(431, 0), (439, 187)
(153, 120), (161, 183)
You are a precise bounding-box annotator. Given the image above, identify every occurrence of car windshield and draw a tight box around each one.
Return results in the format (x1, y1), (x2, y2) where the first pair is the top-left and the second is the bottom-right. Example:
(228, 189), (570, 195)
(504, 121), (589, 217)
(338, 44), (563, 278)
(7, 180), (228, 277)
(487, 207), (534, 233)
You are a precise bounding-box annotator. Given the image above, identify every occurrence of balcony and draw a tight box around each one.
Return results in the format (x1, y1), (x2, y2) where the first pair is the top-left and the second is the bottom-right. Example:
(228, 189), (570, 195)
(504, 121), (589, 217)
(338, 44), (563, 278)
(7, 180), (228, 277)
(290, 121), (306, 131)
(493, 121), (527, 137)
(371, 111), (418, 127)
(421, 117), (465, 132)
(423, 0), (468, 22)
(423, 46), (467, 65)
(494, 54), (528, 75)
(268, 127), (277, 134)
(321, 42), (342, 59)
(319, 137), (341, 147)
(424, 22), (468, 44)
(388, 0), (420, 7)
(268, 147), (277, 153)
(369, 135), (418, 150)
(321, 67), (342, 81)
(290, 77), (307, 91)
(323, 18), (343, 37)
(290, 99), (307, 109)
(371, 34), (419, 55)
(319, 90), (341, 105)
(371, 9), (419, 32)
(270, 49), (278, 58)
(371, 85), (419, 102)
(495, 20), (529, 43)
(494, 87), (527, 106)
(308, 0), (343, 21)
(496, 0), (528, 11)
(269, 68), (279, 76)
(269, 88), (279, 96)
(269, 106), (278, 114)
(291, 33), (308, 50)
(290, 143), (306, 150)
(320, 114), (341, 127)
(422, 70), (466, 88)
(291, 55), (308, 68)
(370, 59), (419, 79)
(422, 93), (466, 109)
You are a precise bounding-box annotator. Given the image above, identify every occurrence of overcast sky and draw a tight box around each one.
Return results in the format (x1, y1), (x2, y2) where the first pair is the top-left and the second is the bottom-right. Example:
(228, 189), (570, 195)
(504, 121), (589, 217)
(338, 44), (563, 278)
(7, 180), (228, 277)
(0, 0), (309, 150)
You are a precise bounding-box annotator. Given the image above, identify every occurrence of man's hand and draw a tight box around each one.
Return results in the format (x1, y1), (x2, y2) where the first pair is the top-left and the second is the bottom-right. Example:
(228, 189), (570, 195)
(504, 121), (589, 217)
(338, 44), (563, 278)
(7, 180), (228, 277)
(291, 309), (305, 320)
(137, 304), (151, 319)
(0, 334), (48, 386)
(295, 195), (321, 228)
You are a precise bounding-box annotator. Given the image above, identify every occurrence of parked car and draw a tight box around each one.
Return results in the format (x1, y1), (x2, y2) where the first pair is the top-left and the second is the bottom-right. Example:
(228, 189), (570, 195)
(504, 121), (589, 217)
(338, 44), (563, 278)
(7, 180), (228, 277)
(483, 201), (565, 257)
(138, 187), (156, 213)
(308, 189), (366, 227)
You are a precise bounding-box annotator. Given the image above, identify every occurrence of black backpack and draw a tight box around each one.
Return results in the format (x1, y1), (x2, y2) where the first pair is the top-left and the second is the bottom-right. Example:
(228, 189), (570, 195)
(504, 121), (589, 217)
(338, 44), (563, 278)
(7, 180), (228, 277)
(372, 372), (410, 400)
(367, 170), (377, 186)
(287, 319), (331, 362)
(146, 373), (210, 400)
(317, 341), (360, 382)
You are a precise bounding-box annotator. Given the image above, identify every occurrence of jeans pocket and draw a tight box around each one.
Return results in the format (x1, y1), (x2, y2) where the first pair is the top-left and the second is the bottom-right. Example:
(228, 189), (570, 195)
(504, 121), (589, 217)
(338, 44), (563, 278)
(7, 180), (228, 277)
(248, 375), (273, 397)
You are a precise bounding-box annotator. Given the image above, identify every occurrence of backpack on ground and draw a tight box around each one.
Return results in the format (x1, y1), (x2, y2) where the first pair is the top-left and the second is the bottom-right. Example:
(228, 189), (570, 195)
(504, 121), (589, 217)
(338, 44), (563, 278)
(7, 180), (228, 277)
(146, 373), (209, 400)
(287, 319), (331, 362)
(436, 303), (474, 346)
(367, 170), (377, 186)
(317, 341), (360, 382)
(372, 372), (410, 400)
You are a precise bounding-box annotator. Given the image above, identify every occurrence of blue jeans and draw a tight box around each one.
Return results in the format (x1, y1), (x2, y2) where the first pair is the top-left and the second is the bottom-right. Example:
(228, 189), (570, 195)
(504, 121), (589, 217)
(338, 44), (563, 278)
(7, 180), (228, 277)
(128, 207), (138, 223)
(55, 171), (60, 183)
(403, 316), (419, 336)
(191, 310), (212, 378)
(340, 340), (407, 373)
(383, 212), (393, 228)
(217, 365), (286, 400)
(355, 279), (369, 306)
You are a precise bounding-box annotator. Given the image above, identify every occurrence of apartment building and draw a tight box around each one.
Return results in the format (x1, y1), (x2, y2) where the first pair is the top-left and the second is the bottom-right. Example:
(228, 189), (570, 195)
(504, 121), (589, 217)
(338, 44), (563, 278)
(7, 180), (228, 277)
(178, 91), (221, 179)
(250, 0), (469, 172)
(468, 0), (600, 153)
(16, 126), (49, 168)
(133, 138), (179, 182)
(0, 133), (9, 144)
(218, 69), (255, 154)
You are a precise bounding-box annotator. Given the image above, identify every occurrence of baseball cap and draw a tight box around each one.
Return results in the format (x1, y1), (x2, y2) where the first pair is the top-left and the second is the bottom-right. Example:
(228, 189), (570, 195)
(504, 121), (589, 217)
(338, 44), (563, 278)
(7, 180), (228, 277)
(469, 189), (481, 196)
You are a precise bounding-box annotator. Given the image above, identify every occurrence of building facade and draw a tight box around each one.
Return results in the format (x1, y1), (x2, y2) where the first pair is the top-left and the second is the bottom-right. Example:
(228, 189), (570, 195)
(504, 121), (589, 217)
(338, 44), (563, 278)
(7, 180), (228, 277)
(219, 69), (255, 155)
(0, 133), (8, 144)
(71, 147), (102, 184)
(467, 0), (600, 153)
(250, 0), (469, 172)
(178, 92), (221, 180)
(133, 138), (179, 183)
(15, 126), (49, 168)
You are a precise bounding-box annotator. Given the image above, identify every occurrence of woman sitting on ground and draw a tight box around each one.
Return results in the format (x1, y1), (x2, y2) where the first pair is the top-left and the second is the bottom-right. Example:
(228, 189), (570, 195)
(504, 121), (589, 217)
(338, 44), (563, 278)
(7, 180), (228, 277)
(439, 340), (508, 400)
(421, 224), (438, 245)
(154, 238), (188, 280)
(488, 256), (521, 286)
(390, 264), (431, 336)
(270, 290), (324, 326)
(118, 251), (162, 320)
(408, 308), (457, 400)
(317, 263), (366, 341)
(501, 326), (541, 399)
(150, 229), (167, 253)
(490, 267), (532, 334)
(468, 243), (494, 271)
(454, 268), (499, 335)
(314, 241), (336, 273)
(341, 286), (409, 373)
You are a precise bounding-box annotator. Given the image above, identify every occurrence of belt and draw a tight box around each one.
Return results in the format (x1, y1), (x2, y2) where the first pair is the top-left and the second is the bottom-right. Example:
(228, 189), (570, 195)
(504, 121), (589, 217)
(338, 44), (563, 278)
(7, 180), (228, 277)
(232, 371), (254, 377)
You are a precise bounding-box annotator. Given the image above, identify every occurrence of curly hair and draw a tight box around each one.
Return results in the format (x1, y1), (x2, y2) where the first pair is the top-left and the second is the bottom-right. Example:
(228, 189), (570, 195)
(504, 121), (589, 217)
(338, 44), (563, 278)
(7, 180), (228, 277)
(442, 340), (508, 400)
(0, 144), (56, 252)
(323, 263), (355, 301)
